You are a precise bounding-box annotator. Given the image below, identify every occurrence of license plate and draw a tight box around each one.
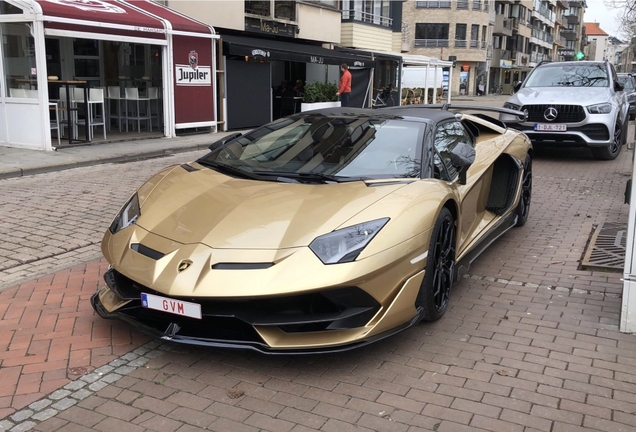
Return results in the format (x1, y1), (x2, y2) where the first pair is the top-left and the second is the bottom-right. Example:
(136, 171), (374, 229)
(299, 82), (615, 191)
(534, 123), (567, 131)
(141, 292), (202, 319)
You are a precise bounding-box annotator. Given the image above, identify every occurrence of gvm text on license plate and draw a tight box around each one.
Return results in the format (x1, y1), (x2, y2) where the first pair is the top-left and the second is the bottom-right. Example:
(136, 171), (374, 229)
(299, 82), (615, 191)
(141, 292), (202, 319)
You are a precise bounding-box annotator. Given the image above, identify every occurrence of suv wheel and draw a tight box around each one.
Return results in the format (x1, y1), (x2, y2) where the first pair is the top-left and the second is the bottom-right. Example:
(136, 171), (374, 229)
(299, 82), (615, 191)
(591, 121), (623, 160)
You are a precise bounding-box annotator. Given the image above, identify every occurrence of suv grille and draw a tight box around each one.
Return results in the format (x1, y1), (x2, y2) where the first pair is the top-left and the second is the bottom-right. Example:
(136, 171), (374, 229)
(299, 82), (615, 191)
(522, 104), (586, 123)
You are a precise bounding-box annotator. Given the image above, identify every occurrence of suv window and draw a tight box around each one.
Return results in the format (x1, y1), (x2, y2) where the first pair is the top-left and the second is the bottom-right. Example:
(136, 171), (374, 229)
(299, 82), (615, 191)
(524, 63), (609, 88)
(618, 75), (635, 91)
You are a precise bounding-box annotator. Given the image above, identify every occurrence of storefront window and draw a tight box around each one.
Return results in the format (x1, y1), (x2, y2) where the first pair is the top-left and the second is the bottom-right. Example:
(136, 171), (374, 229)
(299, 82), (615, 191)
(2, 22), (38, 98)
(73, 38), (100, 86)
(0, 0), (22, 15)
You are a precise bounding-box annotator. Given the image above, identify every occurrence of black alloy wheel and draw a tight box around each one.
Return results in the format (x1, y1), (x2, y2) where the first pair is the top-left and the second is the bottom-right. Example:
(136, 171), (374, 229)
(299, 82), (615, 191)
(591, 122), (622, 160)
(417, 207), (456, 321)
(515, 155), (532, 227)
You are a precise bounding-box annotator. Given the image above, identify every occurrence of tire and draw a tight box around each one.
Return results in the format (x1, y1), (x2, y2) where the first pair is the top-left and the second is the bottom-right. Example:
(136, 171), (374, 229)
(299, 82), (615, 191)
(416, 207), (456, 322)
(515, 155), (532, 227)
(591, 121), (622, 160)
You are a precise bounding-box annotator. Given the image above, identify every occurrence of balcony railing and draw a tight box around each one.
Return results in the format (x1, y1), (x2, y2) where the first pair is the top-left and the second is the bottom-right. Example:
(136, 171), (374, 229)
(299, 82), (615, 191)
(484, 1), (489, 11)
(416, 0), (451, 8)
(531, 52), (552, 63)
(457, 0), (469, 9)
(481, 40), (487, 49)
(470, 39), (479, 48)
(414, 39), (450, 47)
(341, 9), (392, 27)
(472, 0), (481, 10)
(531, 27), (554, 44)
(455, 40), (467, 48)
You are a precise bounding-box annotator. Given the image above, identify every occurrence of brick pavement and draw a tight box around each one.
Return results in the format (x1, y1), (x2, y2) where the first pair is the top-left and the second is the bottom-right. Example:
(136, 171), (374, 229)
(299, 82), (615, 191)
(2, 142), (636, 431)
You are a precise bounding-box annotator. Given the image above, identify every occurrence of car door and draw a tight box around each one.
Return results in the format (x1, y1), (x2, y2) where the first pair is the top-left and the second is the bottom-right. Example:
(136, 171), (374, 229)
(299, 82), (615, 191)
(433, 120), (490, 252)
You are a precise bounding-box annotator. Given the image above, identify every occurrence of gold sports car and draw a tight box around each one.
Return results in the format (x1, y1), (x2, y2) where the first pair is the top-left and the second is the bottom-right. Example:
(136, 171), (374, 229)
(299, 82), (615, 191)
(91, 105), (532, 353)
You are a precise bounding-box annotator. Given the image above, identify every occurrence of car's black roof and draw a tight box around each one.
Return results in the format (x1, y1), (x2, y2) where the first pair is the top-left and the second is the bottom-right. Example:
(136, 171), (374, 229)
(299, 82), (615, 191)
(296, 106), (457, 123)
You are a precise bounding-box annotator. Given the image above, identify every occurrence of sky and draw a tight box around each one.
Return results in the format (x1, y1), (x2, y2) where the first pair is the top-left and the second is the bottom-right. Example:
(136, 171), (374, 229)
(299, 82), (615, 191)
(584, 0), (624, 38)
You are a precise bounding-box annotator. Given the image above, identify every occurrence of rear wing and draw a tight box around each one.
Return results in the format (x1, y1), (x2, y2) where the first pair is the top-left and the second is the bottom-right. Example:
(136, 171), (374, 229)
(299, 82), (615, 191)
(426, 103), (528, 124)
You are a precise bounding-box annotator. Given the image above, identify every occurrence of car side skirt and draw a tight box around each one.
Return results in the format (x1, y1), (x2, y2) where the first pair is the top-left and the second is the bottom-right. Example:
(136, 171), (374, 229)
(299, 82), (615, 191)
(456, 211), (519, 277)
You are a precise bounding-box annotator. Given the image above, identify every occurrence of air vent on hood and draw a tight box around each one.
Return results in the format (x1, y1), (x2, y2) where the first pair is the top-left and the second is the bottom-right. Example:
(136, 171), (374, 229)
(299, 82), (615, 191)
(212, 263), (274, 270)
(180, 164), (200, 172)
(130, 243), (165, 260)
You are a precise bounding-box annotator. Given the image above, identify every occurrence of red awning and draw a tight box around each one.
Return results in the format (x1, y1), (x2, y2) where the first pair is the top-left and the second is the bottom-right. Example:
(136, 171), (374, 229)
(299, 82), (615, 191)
(35, 0), (214, 40)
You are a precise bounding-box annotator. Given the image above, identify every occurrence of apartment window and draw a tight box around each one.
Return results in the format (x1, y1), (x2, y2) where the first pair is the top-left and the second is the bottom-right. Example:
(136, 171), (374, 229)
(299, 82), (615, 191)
(493, 35), (501, 49)
(457, 0), (468, 9)
(455, 24), (467, 48)
(470, 24), (479, 48)
(482, 25), (487, 48)
(304, 0), (338, 8)
(472, 0), (481, 11)
(342, 0), (392, 27)
(0, 0), (22, 14)
(416, 0), (451, 8)
(415, 23), (449, 47)
(245, 1), (296, 21)
(3, 22), (37, 98)
(484, 0), (489, 11)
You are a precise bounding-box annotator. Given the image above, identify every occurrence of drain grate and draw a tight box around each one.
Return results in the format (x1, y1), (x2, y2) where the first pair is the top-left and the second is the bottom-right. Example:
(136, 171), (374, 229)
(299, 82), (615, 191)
(581, 222), (627, 272)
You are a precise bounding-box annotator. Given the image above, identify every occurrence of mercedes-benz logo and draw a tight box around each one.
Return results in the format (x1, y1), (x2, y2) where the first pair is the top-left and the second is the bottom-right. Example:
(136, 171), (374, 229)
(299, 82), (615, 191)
(177, 260), (192, 272)
(544, 107), (558, 122)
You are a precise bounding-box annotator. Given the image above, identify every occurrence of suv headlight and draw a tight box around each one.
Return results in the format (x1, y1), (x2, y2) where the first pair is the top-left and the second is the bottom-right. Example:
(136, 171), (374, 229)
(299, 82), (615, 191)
(587, 103), (613, 114)
(503, 102), (521, 110)
(109, 194), (140, 234)
(309, 218), (389, 264)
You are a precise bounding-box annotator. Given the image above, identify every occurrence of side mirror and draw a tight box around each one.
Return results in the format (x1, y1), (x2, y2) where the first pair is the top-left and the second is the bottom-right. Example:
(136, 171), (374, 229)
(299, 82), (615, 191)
(450, 142), (476, 185)
(208, 132), (242, 151)
(513, 81), (522, 94)
(615, 81), (625, 92)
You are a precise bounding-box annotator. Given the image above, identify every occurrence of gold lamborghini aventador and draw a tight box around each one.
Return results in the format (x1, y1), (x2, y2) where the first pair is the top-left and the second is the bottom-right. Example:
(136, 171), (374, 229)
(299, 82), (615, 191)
(92, 105), (532, 353)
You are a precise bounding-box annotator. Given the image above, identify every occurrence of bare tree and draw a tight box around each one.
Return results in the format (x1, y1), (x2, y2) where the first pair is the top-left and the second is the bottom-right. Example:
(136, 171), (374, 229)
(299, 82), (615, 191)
(606, 0), (636, 37)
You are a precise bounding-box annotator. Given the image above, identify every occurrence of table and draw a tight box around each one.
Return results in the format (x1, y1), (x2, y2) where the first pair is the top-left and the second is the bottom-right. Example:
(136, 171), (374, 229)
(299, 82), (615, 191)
(52, 80), (90, 144)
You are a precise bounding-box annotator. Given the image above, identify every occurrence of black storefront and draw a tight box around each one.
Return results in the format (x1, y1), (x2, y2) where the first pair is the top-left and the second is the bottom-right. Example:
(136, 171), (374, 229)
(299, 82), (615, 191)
(222, 35), (374, 130)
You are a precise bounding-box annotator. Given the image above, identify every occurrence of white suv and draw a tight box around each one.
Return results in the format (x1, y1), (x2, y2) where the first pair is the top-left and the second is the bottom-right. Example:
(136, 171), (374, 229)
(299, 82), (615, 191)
(500, 61), (629, 160)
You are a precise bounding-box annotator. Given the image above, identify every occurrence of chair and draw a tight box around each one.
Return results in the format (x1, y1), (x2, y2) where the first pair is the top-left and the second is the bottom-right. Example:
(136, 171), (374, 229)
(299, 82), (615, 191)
(107, 86), (124, 131)
(9, 88), (27, 98)
(49, 102), (61, 147)
(147, 87), (161, 131)
(124, 87), (152, 133)
(411, 88), (423, 104)
(280, 94), (297, 117)
(72, 88), (106, 140)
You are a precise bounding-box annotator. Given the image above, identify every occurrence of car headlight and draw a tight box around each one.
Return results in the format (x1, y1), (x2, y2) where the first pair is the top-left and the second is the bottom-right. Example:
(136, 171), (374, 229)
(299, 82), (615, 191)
(503, 102), (521, 110)
(309, 218), (389, 264)
(109, 193), (140, 234)
(587, 103), (613, 114)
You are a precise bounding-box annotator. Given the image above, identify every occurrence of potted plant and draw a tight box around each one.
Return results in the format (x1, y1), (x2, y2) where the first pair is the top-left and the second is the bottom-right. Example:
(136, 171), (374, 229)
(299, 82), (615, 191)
(301, 81), (341, 112)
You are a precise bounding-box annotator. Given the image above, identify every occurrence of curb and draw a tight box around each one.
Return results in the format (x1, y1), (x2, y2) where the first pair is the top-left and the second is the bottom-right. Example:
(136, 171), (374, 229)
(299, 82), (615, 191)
(0, 143), (210, 181)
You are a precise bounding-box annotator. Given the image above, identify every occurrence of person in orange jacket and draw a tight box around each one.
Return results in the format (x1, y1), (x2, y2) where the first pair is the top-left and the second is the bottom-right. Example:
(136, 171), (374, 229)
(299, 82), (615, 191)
(336, 63), (351, 107)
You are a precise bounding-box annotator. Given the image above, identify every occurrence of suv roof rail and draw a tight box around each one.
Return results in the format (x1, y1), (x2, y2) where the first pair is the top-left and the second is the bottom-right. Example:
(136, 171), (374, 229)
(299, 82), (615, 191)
(536, 60), (553, 67)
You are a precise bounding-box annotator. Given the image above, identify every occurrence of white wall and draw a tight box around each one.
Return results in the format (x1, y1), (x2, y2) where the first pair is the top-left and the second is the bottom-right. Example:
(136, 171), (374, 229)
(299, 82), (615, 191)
(167, 1), (244, 31)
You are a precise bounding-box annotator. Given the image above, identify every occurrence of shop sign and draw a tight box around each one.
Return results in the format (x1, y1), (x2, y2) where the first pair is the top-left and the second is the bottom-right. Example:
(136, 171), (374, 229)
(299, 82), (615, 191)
(251, 49), (270, 59)
(354, 61), (365, 67)
(310, 56), (324, 64)
(245, 17), (297, 38)
(175, 50), (211, 86)
(500, 60), (512, 69)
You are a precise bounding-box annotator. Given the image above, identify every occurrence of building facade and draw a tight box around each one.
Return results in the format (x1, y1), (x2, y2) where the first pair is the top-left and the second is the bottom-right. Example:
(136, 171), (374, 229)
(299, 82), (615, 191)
(560, 0), (586, 61)
(402, 0), (493, 96)
(583, 21), (609, 61)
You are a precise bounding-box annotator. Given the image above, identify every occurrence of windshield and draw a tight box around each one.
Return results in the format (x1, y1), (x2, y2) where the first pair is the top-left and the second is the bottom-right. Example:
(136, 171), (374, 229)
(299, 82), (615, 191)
(198, 116), (425, 181)
(524, 63), (609, 88)
(618, 75), (635, 91)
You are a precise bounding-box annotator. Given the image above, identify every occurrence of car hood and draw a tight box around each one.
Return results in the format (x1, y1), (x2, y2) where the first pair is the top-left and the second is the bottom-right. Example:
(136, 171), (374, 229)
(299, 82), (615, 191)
(135, 165), (406, 249)
(514, 87), (612, 106)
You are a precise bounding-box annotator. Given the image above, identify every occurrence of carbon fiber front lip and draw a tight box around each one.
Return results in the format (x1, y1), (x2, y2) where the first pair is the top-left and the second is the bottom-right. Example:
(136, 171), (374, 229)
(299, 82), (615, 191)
(90, 291), (423, 355)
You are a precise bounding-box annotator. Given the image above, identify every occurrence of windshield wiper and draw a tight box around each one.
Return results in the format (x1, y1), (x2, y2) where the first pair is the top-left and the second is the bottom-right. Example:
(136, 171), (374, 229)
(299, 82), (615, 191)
(252, 171), (365, 183)
(196, 160), (260, 180)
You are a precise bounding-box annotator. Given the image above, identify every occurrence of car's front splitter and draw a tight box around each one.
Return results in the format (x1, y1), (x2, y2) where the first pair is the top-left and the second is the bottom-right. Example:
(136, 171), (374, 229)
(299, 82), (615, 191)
(90, 289), (424, 355)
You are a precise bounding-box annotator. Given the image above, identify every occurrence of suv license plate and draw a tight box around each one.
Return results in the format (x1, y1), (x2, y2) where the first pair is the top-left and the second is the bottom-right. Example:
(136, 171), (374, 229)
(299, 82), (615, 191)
(141, 292), (202, 319)
(534, 123), (567, 132)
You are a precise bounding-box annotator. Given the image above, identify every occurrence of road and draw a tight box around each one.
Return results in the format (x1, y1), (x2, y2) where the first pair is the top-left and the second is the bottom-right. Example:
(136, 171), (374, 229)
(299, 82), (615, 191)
(2, 98), (636, 432)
